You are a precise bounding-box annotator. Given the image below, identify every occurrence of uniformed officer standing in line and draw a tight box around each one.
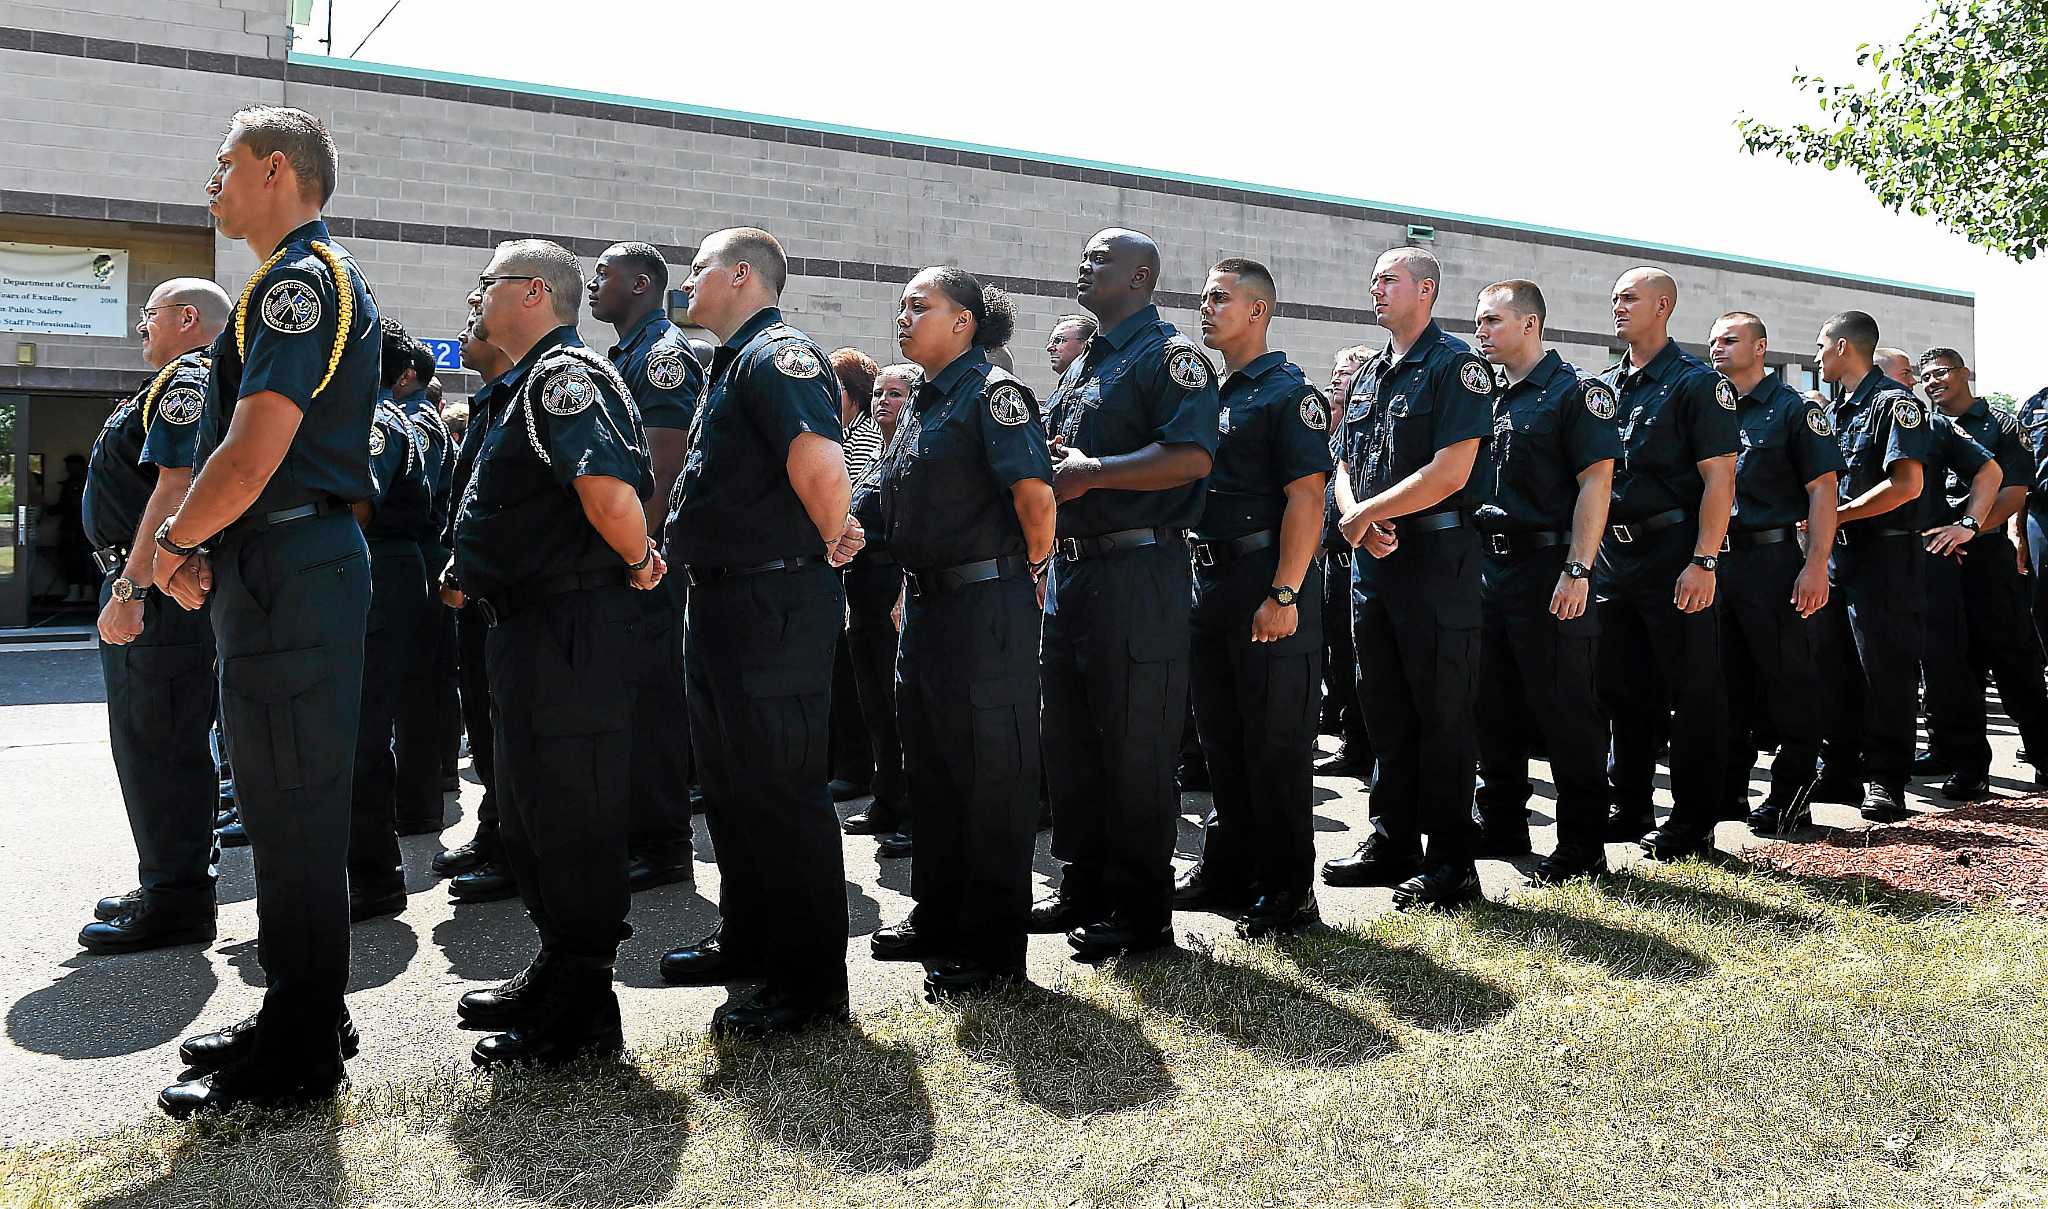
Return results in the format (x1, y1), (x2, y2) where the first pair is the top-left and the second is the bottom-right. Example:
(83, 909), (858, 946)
(589, 240), (700, 891)
(1029, 227), (1219, 958)
(657, 227), (862, 1036)
(1591, 268), (1737, 860)
(434, 320), (518, 902)
(390, 335), (455, 833)
(1316, 346), (1373, 778)
(447, 239), (660, 1066)
(1467, 281), (1620, 881)
(858, 268), (1054, 996)
(1809, 311), (1947, 821)
(2016, 385), (2048, 648)
(343, 321), (436, 924)
(1171, 259), (1329, 937)
(1703, 312), (1842, 832)
(1916, 347), (2048, 798)
(1319, 247), (1491, 908)
(78, 278), (230, 955)
(152, 107), (377, 1116)
(1045, 313), (1095, 387)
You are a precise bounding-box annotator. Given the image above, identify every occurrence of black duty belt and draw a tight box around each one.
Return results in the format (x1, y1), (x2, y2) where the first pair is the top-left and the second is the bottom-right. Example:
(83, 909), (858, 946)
(1481, 530), (1567, 557)
(684, 554), (823, 587)
(1607, 508), (1688, 547)
(224, 495), (349, 537)
(91, 545), (129, 576)
(1728, 525), (1799, 549)
(1189, 530), (1276, 568)
(1837, 525), (1919, 546)
(475, 568), (627, 628)
(904, 555), (1028, 598)
(1406, 509), (1469, 533)
(1055, 527), (1178, 563)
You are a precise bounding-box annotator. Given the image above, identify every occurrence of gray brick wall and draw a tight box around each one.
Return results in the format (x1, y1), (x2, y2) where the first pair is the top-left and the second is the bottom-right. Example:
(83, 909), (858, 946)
(0, 0), (286, 58)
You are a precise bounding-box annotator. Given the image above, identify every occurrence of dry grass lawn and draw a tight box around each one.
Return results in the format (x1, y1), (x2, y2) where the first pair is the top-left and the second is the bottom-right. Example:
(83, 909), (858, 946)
(5, 859), (2047, 1208)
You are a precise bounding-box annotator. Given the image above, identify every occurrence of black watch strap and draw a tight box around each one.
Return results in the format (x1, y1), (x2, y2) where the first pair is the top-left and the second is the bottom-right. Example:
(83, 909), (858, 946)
(154, 516), (200, 558)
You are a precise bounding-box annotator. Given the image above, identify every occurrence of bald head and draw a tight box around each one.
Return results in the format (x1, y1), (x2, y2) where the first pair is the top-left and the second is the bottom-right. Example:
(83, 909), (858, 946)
(1618, 267), (1677, 306)
(152, 278), (231, 332)
(1612, 266), (1680, 350)
(139, 276), (230, 367)
(1077, 227), (1161, 326)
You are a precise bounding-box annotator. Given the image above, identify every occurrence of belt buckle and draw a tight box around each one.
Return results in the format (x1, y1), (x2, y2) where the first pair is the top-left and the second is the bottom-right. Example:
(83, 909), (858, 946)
(1191, 543), (1214, 568)
(1057, 537), (1082, 562)
(1487, 534), (1510, 557)
(1721, 534), (1732, 554)
(1611, 524), (1635, 546)
(904, 570), (925, 596)
(1335, 551), (1352, 568)
(477, 599), (500, 628)
(1836, 529), (1849, 548)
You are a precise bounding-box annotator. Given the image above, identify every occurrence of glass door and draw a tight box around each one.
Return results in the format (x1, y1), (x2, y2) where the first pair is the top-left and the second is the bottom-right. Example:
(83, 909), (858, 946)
(0, 392), (24, 628)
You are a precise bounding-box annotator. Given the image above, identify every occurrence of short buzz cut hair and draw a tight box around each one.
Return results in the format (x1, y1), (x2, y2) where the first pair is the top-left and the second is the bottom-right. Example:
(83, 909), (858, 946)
(494, 238), (583, 326)
(229, 106), (339, 206)
(155, 277), (232, 331)
(1917, 346), (1967, 369)
(707, 227), (788, 295)
(604, 241), (669, 293)
(1481, 279), (1546, 326)
(1379, 246), (1442, 295)
(1054, 314), (1097, 339)
(1211, 257), (1277, 304)
(1821, 310), (1881, 357)
(1717, 311), (1767, 341)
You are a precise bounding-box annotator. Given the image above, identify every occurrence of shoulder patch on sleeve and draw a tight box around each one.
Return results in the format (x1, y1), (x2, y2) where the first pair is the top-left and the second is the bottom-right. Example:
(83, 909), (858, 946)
(1299, 390), (1329, 431)
(988, 382), (1032, 427)
(1460, 360), (1493, 395)
(1583, 381), (1617, 420)
(259, 276), (322, 334)
(1805, 407), (1834, 437)
(1894, 397), (1923, 429)
(369, 423), (387, 457)
(1714, 378), (1738, 410)
(542, 367), (598, 417)
(647, 348), (689, 391)
(1167, 346), (1211, 391)
(156, 385), (203, 426)
(772, 344), (823, 380)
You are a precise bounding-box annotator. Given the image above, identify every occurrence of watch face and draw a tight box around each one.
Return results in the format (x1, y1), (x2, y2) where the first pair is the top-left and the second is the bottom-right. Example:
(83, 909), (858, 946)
(111, 577), (133, 601)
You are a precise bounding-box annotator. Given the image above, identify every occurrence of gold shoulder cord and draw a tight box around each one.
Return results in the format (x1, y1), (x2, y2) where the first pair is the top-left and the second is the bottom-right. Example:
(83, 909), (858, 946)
(233, 241), (352, 399)
(138, 353), (212, 436)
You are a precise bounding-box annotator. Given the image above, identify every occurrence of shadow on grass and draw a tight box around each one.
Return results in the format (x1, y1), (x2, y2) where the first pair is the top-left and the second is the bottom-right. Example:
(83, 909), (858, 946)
(1277, 927), (1517, 1032)
(1597, 869), (1833, 940)
(1466, 901), (1713, 981)
(1110, 940), (1396, 1067)
(955, 982), (1176, 1118)
(86, 1101), (345, 1209)
(702, 1023), (934, 1172)
(451, 1057), (688, 1205)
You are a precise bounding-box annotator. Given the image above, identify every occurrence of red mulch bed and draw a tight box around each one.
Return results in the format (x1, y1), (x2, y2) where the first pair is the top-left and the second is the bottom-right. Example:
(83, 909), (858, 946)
(1745, 797), (2048, 915)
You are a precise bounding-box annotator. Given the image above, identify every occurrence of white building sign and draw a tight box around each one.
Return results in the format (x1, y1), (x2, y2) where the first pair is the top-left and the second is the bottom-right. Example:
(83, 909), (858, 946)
(0, 242), (130, 338)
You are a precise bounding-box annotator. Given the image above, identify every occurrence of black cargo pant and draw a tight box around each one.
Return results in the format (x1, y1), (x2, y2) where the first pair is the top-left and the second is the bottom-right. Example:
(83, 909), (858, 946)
(1189, 548), (1322, 900)
(1923, 533), (2048, 778)
(349, 537), (428, 893)
(1475, 545), (1606, 851)
(455, 602), (499, 851)
(899, 571), (1040, 972)
(99, 576), (217, 917)
(1721, 537), (1827, 808)
(1353, 527), (1481, 865)
(687, 561), (848, 1002)
(1043, 539), (1191, 933)
(1596, 524), (1727, 832)
(629, 580), (693, 864)
(1820, 533), (1924, 792)
(845, 553), (907, 818)
(211, 510), (369, 1063)
(485, 583), (638, 970)
(391, 541), (447, 828)
(1320, 547), (1366, 747)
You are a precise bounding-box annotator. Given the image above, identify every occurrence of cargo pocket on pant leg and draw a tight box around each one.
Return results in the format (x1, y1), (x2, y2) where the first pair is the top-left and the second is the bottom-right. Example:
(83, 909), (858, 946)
(969, 676), (1031, 783)
(220, 648), (344, 792)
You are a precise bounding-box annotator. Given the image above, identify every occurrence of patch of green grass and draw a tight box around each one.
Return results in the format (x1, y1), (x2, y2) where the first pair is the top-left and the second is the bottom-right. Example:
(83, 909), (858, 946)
(7, 861), (2048, 1208)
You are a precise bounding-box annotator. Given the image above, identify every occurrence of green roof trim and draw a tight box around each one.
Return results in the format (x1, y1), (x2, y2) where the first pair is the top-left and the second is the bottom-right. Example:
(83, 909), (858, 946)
(288, 51), (1974, 303)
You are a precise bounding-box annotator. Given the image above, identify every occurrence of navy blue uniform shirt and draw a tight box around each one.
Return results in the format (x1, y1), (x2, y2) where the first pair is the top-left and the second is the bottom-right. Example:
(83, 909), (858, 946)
(666, 307), (843, 568)
(1732, 370), (1846, 531)
(609, 310), (703, 432)
(398, 391), (451, 542)
(1832, 367), (1941, 533)
(852, 346), (1052, 570)
(1200, 350), (1331, 539)
(2016, 387), (2048, 507)
(1044, 303), (1220, 537)
(1340, 320), (1493, 510)
(195, 218), (377, 511)
(444, 375), (508, 557)
(1600, 339), (1739, 524)
(1937, 396), (2028, 516)
(365, 396), (432, 542)
(454, 326), (652, 599)
(1480, 350), (1621, 533)
(83, 349), (209, 551)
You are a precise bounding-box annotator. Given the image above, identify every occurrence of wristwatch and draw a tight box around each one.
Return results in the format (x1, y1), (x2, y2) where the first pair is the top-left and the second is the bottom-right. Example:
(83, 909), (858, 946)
(154, 516), (200, 558)
(1268, 585), (1298, 607)
(1957, 515), (1981, 532)
(110, 576), (145, 602)
(626, 541), (655, 572)
(1690, 554), (1720, 572)
(1562, 561), (1590, 581)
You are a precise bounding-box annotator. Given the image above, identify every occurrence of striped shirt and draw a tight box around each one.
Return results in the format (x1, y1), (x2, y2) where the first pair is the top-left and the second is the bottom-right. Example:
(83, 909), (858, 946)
(844, 411), (886, 486)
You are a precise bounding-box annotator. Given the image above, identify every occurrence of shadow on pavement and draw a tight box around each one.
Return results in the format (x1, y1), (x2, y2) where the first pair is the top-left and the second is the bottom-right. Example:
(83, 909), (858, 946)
(6, 947), (215, 1059)
(220, 916), (419, 994)
(452, 1058), (689, 1206)
(704, 1021), (934, 1172)
(954, 981), (1176, 1119)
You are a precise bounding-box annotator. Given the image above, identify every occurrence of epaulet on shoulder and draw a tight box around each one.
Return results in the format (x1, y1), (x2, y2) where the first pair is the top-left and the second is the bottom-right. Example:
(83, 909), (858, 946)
(984, 364), (1027, 392)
